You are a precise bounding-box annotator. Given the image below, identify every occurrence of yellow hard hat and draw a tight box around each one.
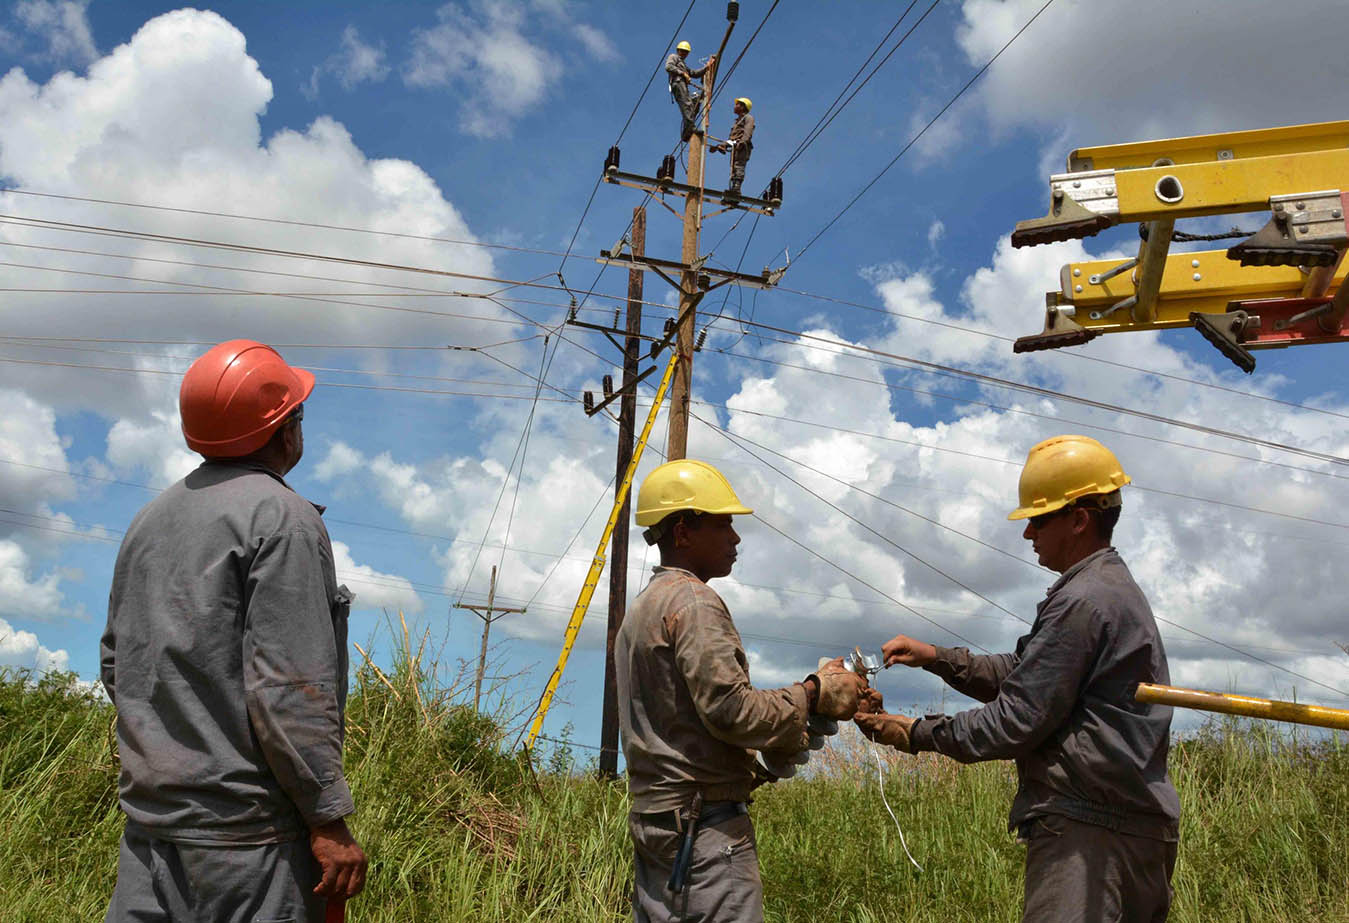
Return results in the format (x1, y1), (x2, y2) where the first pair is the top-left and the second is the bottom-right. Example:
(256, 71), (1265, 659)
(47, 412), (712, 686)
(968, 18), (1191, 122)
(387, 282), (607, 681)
(1007, 435), (1131, 521)
(735, 97), (752, 111)
(635, 459), (752, 527)
(676, 41), (692, 52)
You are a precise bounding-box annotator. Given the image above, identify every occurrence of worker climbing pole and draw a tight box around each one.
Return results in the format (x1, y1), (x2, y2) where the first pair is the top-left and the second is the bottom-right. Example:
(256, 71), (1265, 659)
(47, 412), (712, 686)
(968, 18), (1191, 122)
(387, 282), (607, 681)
(1009, 120), (1349, 372)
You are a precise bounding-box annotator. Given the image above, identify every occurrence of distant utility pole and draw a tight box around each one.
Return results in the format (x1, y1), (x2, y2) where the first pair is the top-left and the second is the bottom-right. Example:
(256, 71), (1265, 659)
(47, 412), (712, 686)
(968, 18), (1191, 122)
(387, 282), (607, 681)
(598, 207), (646, 778)
(455, 565), (525, 712)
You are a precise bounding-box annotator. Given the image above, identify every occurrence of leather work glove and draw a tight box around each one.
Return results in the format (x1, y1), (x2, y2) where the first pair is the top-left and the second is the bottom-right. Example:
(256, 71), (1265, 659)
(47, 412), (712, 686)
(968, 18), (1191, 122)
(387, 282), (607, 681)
(854, 711), (917, 753)
(759, 747), (810, 780)
(806, 713), (839, 750)
(854, 687), (885, 716)
(809, 657), (866, 720)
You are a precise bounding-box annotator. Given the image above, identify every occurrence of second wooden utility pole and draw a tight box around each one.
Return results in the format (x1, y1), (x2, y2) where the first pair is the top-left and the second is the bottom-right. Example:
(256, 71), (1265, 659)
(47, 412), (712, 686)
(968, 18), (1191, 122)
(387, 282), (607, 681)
(599, 206), (645, 779)
(456, 565), (525, 712)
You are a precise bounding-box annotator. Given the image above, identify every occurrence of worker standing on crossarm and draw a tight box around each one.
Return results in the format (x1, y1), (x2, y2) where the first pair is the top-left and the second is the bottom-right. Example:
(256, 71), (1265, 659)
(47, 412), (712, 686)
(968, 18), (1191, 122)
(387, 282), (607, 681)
(714, 97), (754, 196)
(101, 339), (367, 923)
(857, 435), (1180, 923)
(615, 459), (866, 923)
(666, 40), (715, 143)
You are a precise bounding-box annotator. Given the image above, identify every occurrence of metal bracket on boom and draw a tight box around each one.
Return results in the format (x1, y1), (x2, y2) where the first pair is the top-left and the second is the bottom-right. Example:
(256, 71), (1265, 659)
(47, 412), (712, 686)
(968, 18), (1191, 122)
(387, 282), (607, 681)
(1007, 120), (1349, 371)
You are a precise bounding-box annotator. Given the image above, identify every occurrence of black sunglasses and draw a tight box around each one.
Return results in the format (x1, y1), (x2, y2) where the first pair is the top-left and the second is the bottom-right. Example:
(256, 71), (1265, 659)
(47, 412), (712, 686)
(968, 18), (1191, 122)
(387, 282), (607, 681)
(1027, 507), (1071, 530)
(287, 404), (304, 424)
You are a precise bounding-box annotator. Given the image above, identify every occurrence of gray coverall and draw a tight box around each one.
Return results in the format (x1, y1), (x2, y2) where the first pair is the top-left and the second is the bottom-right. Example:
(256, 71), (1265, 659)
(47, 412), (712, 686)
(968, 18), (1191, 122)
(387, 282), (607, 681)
(666, 52), (709, 141)
(726, 112), (754, 190)
(615, 566), (811, 923)
(908, 548), (1180, 923)
(100, 459), (353, 923)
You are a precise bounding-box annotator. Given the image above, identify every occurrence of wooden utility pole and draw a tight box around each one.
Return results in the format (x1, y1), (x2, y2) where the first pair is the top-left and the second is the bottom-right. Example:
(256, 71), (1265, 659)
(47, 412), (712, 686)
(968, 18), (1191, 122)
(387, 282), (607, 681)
(666, 44), (722, 461)
(599, 207), (645, 778)
(456, 566), (525, 711)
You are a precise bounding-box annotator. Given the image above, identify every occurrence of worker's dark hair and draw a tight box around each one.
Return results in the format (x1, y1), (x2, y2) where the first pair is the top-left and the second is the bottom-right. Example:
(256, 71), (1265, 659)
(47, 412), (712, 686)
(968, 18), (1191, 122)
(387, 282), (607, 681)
(1073, 492), (1121, 543)
(653, 510), (705, 556)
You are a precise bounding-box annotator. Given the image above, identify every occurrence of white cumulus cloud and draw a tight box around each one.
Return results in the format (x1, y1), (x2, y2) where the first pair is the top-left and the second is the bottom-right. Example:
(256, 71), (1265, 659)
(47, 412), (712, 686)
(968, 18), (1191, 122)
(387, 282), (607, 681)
(403, 0), (614, 138)
(0, 615), (70, 673)
(13, 0), (96, 65)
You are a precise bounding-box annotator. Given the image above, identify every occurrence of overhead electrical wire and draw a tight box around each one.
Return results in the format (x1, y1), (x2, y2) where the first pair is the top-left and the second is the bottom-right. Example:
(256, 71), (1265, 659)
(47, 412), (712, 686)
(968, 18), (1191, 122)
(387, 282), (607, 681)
(773, 0), (937, 178)
(2, 499), (1343, 667)
(704, 343), (1349, 483)
(2, 189), (572, 258)
(713, 316), (1349, 468)
(10, 238), (1338, 474)
(687, 414), (1349, 698)
(792, 0), (1057, 265)
(771, 285), (1349, 423)
(690, 409), (1029, 625)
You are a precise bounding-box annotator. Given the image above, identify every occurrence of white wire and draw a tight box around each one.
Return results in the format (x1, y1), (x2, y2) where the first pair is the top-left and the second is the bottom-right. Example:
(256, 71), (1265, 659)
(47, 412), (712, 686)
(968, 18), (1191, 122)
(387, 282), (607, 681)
(870, 741), (923, 872)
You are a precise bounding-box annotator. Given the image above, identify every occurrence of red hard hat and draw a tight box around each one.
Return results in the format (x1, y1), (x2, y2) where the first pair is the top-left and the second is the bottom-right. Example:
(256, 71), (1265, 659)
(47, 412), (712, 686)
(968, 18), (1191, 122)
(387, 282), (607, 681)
(180, 339), (315, 457)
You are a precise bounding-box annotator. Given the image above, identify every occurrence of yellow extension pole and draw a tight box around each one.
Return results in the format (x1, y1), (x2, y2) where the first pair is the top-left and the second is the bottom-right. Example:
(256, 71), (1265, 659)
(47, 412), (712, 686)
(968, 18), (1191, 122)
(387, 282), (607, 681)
(525, 348), (681, 750)
(1135, 683), (1349, 732)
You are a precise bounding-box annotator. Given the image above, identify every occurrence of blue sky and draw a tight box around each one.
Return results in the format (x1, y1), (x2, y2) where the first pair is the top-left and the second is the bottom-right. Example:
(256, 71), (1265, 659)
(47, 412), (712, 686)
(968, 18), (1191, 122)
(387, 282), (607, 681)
(3, 0), (1349, 765)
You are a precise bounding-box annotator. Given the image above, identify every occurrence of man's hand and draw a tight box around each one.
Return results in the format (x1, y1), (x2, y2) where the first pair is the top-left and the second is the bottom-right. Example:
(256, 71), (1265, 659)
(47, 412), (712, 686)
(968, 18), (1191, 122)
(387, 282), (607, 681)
(881, 634), (937, 669)
(854, 711), (917, 753)
(811, 657), (866, 720)
(310, 818), (368, 900)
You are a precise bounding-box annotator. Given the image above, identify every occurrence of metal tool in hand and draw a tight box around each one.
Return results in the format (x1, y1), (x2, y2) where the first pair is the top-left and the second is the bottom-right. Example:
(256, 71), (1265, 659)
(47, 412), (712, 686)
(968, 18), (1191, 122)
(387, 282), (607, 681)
(845, 646), (882, 681)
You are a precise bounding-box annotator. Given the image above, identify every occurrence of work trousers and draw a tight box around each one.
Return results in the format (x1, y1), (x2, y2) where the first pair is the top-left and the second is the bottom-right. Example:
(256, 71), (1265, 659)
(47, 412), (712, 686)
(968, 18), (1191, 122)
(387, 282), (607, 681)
(106, 821), (328, 923)
(629, 808), (763, 923)
(671, 82), (700, 137)
(1020, 814), (1178, 923)
(730, 141), (753, 185)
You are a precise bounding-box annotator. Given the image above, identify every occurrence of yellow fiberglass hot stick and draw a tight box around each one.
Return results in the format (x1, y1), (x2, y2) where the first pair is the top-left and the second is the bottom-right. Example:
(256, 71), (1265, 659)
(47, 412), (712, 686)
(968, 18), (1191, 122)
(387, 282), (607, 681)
(526, 347), (681, 750)
(1135, 683), (1349, 732)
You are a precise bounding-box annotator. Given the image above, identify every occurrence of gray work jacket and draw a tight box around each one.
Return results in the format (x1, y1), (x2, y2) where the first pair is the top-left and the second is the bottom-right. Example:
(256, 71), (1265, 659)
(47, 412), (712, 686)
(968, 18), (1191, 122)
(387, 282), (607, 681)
(100, 459), (354, 844)
(615, 566), (809, 813)
(665, 52), (707, 87)
(909, 548), (1180, 839)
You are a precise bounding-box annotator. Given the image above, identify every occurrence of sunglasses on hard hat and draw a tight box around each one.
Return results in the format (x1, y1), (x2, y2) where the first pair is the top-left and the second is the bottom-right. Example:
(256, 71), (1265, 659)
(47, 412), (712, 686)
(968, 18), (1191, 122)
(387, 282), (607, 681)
(287, 404), (304, 424)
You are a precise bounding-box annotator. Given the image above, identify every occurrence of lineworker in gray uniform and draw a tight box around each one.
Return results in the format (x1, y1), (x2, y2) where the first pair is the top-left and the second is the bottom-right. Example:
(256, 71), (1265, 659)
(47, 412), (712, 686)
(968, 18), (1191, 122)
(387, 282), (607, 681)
(856, 435), (1180, 923)
(714, 97), (754, 196)
(101, 339), (367, 922)
(666, 40), (714, 143)
(616, 458), (867, 923)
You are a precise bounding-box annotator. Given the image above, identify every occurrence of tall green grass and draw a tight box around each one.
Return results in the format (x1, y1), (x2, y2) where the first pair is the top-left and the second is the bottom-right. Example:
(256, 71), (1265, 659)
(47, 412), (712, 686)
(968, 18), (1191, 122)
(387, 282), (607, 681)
(2, 651), (1346, 922)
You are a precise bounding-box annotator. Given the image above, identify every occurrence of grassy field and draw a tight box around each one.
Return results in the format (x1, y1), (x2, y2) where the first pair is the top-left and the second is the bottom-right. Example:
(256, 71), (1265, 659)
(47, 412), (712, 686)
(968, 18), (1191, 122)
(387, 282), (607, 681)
(2, 653), (1347, 922)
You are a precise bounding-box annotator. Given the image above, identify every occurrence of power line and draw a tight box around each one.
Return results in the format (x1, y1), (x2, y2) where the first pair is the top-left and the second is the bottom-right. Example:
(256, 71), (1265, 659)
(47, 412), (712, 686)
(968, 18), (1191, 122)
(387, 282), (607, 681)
(0, 354), (576, 402)
(693, 409), (1028, 625)
(684, 397), (1349, 532)
(774, 1), (938, 178)
(793, 0), (1057, 264)
(717, 316), (1349, 468)
(771, 285), (1349, 423)
(705, 342), (1349, 483)
(690, 419), (1349, 698)
(0, 214), (675, 312)
(0, 340), (544, 391)
(611, 0), (698, 147)
(2, 189), (571, 258)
